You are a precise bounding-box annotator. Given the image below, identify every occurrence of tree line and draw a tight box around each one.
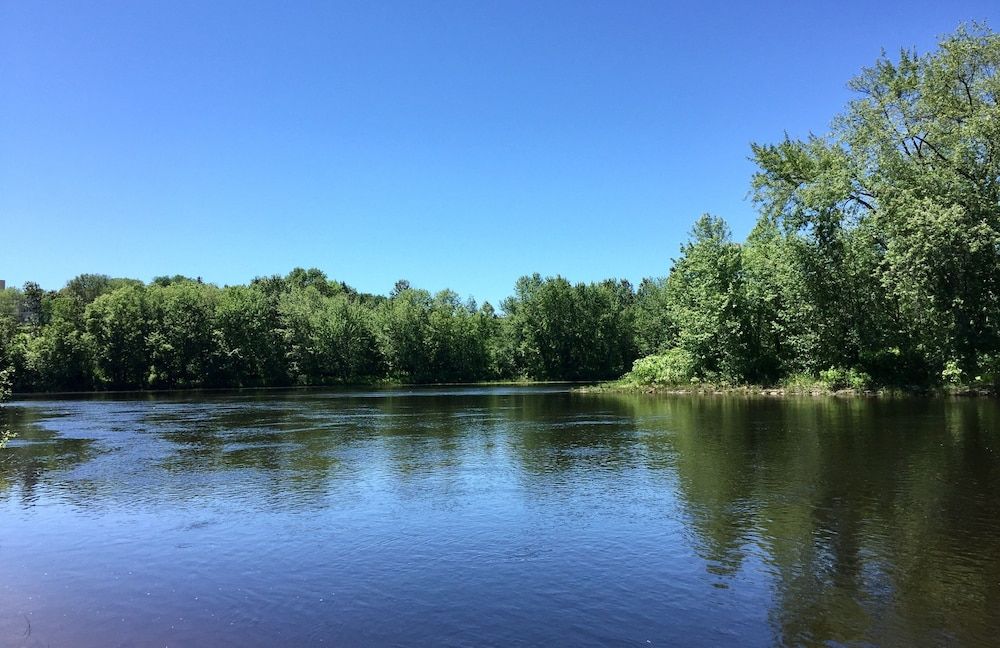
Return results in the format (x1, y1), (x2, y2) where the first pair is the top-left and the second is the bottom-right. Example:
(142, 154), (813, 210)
(0, 270), (640, 392)
(2, 25), (998, 394)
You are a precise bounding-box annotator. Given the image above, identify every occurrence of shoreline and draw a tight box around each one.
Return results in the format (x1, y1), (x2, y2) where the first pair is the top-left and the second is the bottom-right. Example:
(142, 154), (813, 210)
(7, 380), (997, 400)
(577, 382), (998, 398)
(6, 380), (594, 400)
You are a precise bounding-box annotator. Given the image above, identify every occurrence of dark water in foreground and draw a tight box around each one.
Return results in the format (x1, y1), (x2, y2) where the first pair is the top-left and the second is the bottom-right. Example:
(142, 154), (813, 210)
(1, 387), (998, 647)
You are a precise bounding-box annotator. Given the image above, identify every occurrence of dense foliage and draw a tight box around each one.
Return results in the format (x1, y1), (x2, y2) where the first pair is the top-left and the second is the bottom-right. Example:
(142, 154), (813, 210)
(625, 25), (1000, 390)
(0, 315), (15, 402)
(2, 26), (997, 393)
(0, 270), (640, 392)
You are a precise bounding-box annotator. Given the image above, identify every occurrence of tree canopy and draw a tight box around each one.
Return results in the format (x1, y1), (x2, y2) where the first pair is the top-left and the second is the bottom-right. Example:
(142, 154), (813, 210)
(627, 24), (1000, 389)
(0, 269), (641, 392)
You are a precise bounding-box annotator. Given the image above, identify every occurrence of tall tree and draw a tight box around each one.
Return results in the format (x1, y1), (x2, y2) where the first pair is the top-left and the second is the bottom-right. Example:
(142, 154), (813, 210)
(84, 285), (151, 389)
(663, 215), (748, 382)
(750, 24), (1000, 383)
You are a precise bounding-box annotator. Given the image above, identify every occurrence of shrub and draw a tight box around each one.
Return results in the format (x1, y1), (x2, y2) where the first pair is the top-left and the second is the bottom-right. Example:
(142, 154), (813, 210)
(975, 355), (999, 387)
(624, 348), (696, 386)
(941, 359), (964, 385)
(782, 372), (821, 392)
(819, 367), (872, 391)
(0, 367), (11, 403)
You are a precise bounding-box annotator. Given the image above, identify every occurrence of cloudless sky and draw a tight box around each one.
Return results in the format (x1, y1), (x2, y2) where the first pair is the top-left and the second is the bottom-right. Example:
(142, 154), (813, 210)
(3, 0), (999, 305)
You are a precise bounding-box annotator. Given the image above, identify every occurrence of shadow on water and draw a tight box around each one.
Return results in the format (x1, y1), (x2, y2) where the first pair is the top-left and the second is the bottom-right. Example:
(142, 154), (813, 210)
(1, 389), (999, 646)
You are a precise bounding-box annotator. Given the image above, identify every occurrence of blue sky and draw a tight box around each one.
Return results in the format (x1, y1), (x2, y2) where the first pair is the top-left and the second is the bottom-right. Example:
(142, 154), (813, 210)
(2, 1), (998, 305)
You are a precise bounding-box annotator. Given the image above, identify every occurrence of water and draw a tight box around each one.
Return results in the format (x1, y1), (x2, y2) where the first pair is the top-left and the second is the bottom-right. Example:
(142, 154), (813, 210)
(1, 387), (998, 647)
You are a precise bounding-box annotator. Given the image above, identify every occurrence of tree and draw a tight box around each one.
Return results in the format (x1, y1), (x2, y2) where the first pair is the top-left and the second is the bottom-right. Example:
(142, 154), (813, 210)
(146, 282), (221, 388)
(376, 287), (434, 381)
(62, 274), (115, 305)
(278, 286), (380, 384)
(750, 24), (1000, 384)
(502, 274), (638, 380)
(216, 284), (288, 386)
(0, 316), (16, 402)
(23, 295), (93, 391)
(84, 285), (151, 389)
(633, 277), (674, 358)
(285, 267), (342, 297)
(21, 281), (47, 327)
(662, 215), (749, 382)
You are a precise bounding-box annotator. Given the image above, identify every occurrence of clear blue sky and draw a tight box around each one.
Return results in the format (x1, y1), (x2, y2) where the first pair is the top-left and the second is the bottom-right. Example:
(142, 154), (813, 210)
(2, 1), (998, 305)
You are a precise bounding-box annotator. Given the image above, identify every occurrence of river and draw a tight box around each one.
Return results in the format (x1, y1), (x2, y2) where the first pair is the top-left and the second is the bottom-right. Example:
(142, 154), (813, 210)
(1, 387), (997, 646)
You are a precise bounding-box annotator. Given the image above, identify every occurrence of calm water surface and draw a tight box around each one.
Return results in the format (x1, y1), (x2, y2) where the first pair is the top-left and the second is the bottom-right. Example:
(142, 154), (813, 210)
(1, 387), (998, 647)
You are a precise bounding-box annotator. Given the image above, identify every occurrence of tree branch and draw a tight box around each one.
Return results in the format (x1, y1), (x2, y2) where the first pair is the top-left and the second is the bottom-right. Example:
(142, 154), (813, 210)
(849, 194), (876, 212)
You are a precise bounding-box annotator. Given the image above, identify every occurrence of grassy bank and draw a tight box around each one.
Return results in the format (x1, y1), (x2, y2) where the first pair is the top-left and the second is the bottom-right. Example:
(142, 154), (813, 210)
(587, 350), (999, 397)
(579, 379), (997, 398)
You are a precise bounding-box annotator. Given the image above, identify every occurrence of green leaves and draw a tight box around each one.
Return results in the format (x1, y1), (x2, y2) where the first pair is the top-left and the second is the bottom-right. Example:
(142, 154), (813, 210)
(623, 349), (696, 387)
(84, 285), (150, 389)
(502, 274), (637, 381)
(740, 23), (1000, 387)
(661, 215), (749, 382)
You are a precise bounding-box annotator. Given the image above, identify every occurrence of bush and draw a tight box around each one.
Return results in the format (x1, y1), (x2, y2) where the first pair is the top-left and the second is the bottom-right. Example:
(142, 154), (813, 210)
(818, 367), (872, 391)
(941, 359), (964, 385)
(624, 348), (696, 386)
(974, 355), (1000, 387)
(0, 367), (11, 403)
(782, 372), (820, 392)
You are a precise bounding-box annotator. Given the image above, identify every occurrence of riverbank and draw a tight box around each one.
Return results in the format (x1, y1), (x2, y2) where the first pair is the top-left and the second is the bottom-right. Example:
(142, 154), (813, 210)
(9, 378), (997, 400)
(6, 379), (592, 399)
(578, 381), (998, 398)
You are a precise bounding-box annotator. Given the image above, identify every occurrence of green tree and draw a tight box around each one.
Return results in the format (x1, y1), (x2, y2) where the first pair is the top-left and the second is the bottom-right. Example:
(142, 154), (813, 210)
(0, 316), (17, 402)
(662, 215), (749, 382)
(23, 295), (92, 391)
(84, 285), (151, 389)
(502, 274), (638, 380)
(21, 281), (48, 327)
(633, 277), (674, 357)
(750, 24), (1000, 384)
(216, 284), (288, 386)
(278, 286), (380, 384)
(146, 281), (221, 388)
(376, 287), (434, 381)
(62, 274), (114, 305)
